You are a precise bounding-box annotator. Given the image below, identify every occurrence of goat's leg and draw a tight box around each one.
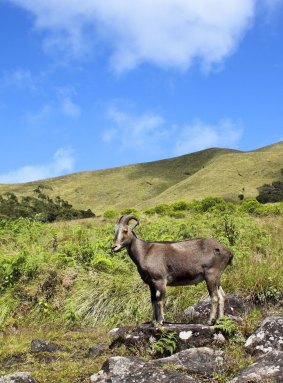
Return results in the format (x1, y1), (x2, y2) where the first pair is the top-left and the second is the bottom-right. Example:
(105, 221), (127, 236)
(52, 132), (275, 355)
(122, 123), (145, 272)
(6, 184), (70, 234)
(217, 286), (225, 320)
(150, 281), (166, 324)
(150, 285), (158, 322)
(205, 276), (220, 326)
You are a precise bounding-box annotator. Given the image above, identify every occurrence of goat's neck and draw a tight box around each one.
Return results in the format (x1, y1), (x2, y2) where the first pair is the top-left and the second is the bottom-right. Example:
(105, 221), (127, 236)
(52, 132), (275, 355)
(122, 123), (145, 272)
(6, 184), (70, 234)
(127, 236), (149, 267)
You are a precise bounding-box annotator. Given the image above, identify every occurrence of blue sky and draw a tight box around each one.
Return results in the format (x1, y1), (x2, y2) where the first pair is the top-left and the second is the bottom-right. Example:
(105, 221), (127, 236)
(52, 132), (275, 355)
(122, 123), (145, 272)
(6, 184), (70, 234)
(0, 0), (283, 183)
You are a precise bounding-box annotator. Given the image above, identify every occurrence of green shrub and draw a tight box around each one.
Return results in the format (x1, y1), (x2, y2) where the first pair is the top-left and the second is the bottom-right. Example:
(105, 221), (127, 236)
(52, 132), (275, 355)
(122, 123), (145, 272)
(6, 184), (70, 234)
(92, 255), (114, 272)
(0, 187), (95, 222)
(171, 201), (192, 211)
(257, 181), (283, 203)
(120, 208), (140, 217)
(103, 209), (118, 219)
(199, 196), (231, 212)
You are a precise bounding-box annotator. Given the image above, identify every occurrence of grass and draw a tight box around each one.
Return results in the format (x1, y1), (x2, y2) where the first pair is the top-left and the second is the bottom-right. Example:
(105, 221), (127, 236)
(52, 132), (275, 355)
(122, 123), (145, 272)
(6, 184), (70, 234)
(0, 204), (283, 381)
(0, 142), (282, 214)
(0, 326), (114, 383)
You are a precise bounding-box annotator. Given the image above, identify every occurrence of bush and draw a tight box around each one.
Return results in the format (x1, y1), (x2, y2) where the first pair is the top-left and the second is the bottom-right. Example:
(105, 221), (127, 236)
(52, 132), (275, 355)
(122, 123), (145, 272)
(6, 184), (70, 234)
(144, 204), (172, 216)
(199, 197), (231, 212)
(240, 199), (282, 216)
(257, 181), (283, 203)
(120, 208), (140, 217)
(171, 201), (192, 211)
(0, 187), (95, 222)
(103, 209), (118, 219)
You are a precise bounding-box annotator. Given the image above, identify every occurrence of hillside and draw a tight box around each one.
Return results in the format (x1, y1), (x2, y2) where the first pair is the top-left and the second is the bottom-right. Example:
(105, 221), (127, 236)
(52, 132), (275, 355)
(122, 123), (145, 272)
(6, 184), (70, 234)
(0, 142), (283, 214)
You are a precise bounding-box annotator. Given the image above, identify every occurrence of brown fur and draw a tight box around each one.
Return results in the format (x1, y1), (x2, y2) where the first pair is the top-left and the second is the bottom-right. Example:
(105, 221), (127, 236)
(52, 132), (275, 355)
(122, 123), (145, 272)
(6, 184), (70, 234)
(112, 215), (233, 325)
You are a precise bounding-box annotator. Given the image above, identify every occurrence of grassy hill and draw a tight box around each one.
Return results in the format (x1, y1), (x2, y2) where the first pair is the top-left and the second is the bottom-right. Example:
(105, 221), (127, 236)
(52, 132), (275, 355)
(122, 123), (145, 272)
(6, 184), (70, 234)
(0, 142), (283, 214)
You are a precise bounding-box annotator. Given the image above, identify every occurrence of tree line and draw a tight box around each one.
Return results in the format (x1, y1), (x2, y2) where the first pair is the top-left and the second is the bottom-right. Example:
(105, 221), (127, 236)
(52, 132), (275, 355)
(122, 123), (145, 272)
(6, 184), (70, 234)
(0, 184), (95, 222)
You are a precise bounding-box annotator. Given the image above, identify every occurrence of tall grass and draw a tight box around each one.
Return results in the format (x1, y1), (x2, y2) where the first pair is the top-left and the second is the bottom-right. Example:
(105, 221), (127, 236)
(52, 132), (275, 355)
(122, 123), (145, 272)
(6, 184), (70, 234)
(0, 205), (282, 329)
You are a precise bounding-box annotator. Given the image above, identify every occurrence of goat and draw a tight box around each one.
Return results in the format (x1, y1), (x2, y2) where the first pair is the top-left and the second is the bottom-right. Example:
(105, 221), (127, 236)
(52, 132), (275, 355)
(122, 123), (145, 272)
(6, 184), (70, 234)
(111, 215), (233, 325)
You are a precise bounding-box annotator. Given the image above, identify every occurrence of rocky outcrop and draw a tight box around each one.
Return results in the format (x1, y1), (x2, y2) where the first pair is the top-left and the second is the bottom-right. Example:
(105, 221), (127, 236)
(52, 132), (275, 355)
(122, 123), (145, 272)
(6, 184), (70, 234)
(183, 294), (249, 324)
(90, 347), (223, 383)
(91, 366), (200, 383)
(228, 350), (283, 383)
(148, 347), (224, 377)
(230, 316), (283, 382)
(103, 313), (283, 383)
(245, 317), (283, 355)
(0, 372), (37, 383)
(110, 322), (217, 352)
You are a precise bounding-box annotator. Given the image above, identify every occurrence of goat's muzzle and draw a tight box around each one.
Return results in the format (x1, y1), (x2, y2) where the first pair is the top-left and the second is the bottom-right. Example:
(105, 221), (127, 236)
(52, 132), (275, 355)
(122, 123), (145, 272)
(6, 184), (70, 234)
(111, 243), (122, 253)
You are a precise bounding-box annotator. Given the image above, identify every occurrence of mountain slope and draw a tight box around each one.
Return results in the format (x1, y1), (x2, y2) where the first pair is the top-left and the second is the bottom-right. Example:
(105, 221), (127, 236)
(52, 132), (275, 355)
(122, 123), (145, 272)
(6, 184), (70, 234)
(0, 142), (282, 213)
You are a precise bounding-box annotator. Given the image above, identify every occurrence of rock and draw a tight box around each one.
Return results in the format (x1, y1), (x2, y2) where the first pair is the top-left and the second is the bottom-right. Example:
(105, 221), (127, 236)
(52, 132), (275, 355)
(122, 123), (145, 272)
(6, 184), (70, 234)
(87, 344), (108, 358)
(90, 356), (144, 382)
(213, 332), (226, 345)
(108, 326), (134, 337)
(228, 350), (283, 383)
(111, 322), (216, 352)
(108, 326), (135, 348)
(95, 369), (201, 382)
(0, 372), (37, 383)
(90, 347), (223, 382)
(148, 347), (224, 377)
(184, 294), (249, 324)
(31, 339), (61, 353)
(245, 317), (283, 355)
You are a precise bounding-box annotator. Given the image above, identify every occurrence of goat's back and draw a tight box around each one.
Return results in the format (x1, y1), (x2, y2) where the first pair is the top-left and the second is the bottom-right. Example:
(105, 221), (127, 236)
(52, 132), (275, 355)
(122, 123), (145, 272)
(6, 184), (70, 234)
(146, 237), (232, 274)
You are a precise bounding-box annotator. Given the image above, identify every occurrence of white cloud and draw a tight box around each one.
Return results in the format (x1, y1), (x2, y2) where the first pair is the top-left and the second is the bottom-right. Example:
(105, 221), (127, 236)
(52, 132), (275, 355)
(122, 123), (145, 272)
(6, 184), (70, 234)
(61, 97), (81, 118)
(0, 148), (75, 183)
(103, 107), (166, 151)
(25, 91), (81, 124)
(8, 0), (282, 72)
(103, 107), (243, 158)
(1, 68), (37, 91)
(26, 104), (52, 125)
(174, 119), (243, 155)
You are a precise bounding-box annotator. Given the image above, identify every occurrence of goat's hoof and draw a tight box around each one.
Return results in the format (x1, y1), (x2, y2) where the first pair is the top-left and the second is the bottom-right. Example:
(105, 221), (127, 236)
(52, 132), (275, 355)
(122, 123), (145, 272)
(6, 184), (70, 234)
(208, 319), (216, 326)
(152, 320), (164, 327)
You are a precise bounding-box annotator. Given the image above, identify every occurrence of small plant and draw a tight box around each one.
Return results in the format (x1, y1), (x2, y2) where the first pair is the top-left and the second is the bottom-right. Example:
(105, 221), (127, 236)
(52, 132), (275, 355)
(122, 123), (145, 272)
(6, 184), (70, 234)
(254, 286), (281, 304)
(151, 330), (177, 356)
(224, 215), (238, 246)
(214, 316), (239, 337)
(241, 307), (263, 337)
(38, 300), (49, 315)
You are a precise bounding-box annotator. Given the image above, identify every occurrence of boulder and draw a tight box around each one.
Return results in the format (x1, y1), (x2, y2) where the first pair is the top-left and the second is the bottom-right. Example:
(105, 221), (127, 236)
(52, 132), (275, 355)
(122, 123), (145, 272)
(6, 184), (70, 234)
(31, 339), (61, 353)
(228, 350), (283, 383)
(183, 294), (249, 324)
(90, 347), (223, 383)
(0, 372), (37, 383)
(102, 356), (144, 375)
(90, 356), (145, 382)
(110, 322), (216, 352)
(148, 347), (224, 377)
(92, 369), (201, 383)
(245, 317), (283, 355)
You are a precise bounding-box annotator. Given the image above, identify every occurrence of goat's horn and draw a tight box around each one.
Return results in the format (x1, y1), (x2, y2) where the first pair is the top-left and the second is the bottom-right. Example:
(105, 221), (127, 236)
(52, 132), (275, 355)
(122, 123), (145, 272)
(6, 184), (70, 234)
(119, 215), (139, 228)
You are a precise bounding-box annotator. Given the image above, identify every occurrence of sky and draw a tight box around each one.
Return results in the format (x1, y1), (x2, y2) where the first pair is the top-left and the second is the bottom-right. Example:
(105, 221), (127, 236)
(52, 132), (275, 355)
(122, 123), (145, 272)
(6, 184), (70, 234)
(0, 0), (283, 183)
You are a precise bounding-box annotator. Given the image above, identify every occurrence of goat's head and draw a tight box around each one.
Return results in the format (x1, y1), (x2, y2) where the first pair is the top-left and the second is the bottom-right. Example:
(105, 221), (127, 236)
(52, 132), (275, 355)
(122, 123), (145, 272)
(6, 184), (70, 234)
(111, 215), (139, 252)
